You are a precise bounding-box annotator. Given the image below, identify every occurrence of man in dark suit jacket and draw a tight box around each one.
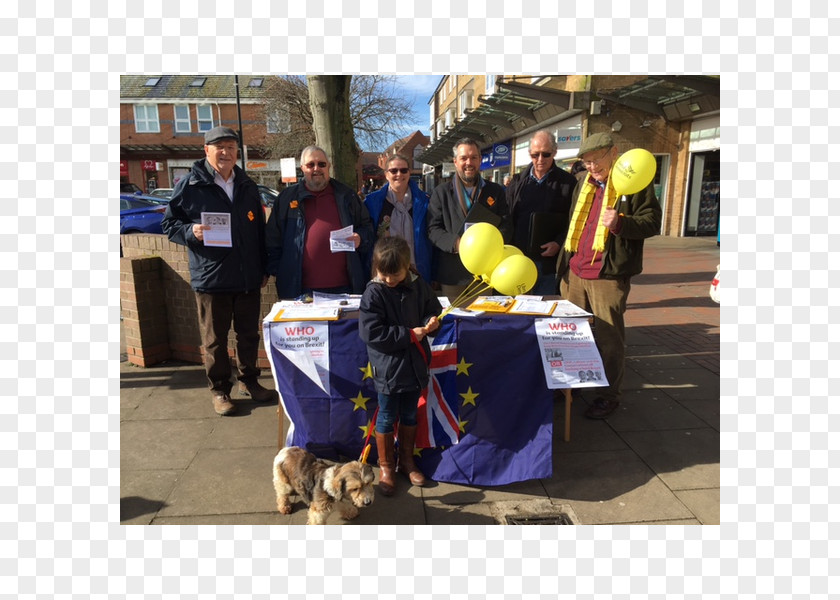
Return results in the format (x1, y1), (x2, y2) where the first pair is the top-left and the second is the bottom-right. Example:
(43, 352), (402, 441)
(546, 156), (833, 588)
(427, 137), (510, 302)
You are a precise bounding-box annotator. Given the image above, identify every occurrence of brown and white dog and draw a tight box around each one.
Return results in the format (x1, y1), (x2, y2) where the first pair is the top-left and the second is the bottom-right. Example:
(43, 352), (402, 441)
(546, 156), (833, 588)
(272, 446), (375, 525)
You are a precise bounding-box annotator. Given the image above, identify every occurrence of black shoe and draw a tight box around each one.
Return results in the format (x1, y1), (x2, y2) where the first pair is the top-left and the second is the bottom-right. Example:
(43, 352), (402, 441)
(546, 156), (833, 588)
(238, 381), (278, 403)
(585, 398), (619, 420)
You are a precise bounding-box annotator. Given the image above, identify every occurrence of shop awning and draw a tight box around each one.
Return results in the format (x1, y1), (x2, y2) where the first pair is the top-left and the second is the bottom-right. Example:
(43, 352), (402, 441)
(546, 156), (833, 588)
(596, 75), (720, 121)
(417, 80), (585, 166)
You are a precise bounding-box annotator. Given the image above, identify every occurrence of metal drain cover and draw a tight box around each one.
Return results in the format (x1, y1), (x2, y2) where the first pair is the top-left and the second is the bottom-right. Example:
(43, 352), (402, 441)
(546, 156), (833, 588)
(505, 513), (575, 525)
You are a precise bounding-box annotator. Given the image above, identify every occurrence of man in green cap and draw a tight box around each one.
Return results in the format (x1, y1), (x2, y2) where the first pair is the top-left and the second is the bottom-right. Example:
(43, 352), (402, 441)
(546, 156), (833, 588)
(556, 132), (662, 419)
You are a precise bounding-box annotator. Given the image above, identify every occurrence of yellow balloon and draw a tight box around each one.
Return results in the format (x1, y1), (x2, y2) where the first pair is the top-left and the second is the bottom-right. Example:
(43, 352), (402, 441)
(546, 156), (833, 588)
(489, 255), (538, 296)
(500, 244), (523, 261)
(459, 222), (504, 276)
(611, 148), (656, 196)
(482, 245), (524, 279)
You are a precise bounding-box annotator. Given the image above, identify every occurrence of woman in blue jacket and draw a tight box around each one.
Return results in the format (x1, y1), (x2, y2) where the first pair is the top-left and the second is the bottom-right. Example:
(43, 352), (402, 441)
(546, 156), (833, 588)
(363, 154), (434, 283)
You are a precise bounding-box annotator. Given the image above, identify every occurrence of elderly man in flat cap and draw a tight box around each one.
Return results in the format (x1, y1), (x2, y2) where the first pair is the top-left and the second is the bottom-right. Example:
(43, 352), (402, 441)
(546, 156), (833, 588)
(556, 132), (662, 420)
(162, 126), (277, 416)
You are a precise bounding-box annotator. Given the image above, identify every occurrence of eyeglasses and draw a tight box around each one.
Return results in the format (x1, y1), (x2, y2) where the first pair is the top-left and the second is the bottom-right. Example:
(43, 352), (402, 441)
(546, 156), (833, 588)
(529, 151), (553, 160)
(387, 167), (409, 175)
(304, 161), (328, 169)
(581, 149), (611, 167)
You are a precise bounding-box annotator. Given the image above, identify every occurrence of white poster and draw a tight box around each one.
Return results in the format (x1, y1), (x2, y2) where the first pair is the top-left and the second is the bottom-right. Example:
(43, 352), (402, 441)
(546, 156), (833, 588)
(268, 321), (330, 393)
(534, 318), (609, 390)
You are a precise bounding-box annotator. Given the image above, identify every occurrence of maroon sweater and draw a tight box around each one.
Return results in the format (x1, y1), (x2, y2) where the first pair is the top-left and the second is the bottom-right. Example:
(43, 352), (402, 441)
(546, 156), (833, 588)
(301, 184), (350, 290)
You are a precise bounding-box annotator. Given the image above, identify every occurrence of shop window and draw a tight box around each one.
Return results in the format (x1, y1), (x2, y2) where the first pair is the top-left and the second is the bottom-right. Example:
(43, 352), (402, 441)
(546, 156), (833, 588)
(134, 104), (159, 133)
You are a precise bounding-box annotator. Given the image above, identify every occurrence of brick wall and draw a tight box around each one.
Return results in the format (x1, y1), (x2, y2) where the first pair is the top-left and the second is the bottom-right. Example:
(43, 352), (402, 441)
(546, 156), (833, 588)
(120, 233), (276, 369)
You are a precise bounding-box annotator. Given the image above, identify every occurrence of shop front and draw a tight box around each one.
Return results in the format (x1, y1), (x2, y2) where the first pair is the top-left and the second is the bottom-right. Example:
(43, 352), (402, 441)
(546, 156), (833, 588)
(511, 116), (583, 175)
(683, 116), (720, 237)
(479, 140), (512, 185)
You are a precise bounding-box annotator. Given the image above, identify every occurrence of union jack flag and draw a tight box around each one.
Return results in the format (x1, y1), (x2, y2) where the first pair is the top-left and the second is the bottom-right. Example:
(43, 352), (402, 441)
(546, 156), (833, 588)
(415, 319), (460, 448)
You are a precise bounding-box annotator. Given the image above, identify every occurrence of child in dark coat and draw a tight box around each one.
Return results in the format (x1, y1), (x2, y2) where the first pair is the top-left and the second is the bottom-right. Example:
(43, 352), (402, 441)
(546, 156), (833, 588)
(358, 236), (441, 496)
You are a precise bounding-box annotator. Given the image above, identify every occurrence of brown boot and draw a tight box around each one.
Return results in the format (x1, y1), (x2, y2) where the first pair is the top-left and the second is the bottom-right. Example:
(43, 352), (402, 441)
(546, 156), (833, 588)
(375, 432), (396, 496)
(398, 425), (426, 486)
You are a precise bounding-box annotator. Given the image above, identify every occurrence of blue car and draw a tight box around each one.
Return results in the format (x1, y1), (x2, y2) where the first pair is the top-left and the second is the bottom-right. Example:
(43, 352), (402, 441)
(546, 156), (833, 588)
(120, 194), (166, 235)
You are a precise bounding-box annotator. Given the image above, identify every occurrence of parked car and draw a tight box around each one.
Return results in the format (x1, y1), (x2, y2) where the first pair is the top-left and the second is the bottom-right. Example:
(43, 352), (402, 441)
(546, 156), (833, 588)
(149, 187), (174, 200)
(120, 182), (143, 194)
(257, 185), (279, 208)
(120, 194), (166, 235)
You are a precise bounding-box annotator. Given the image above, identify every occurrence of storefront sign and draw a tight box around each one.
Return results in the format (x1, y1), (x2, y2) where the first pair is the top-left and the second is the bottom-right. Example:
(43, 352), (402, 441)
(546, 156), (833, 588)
(481, 141), (511, 170)
(142, 159), (157, 171)
(120, 161), (128, 176)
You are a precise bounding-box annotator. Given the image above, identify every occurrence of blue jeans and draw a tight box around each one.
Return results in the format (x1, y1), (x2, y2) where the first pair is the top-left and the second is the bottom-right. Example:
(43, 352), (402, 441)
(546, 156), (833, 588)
(376, 391), (419, 432)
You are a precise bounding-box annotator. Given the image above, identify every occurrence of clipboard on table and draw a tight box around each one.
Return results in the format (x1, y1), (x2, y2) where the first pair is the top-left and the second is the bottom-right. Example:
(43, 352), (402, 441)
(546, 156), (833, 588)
(527, 212), (565, 256)
(464, 201), (502, 230)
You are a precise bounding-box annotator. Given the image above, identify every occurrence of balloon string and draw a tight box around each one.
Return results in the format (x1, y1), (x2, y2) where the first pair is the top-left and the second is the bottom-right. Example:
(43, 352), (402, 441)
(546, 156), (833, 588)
(439, 278), (493, 318)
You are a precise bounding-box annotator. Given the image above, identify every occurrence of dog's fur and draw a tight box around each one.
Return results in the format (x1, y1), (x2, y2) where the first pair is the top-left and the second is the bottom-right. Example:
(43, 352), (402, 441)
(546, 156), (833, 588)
(272, 446), (375, 524)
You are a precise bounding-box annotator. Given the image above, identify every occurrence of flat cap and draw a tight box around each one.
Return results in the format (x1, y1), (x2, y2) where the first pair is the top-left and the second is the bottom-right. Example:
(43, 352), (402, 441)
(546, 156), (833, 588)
(577, 132), (614, 157)
(204, 126), (239, 145)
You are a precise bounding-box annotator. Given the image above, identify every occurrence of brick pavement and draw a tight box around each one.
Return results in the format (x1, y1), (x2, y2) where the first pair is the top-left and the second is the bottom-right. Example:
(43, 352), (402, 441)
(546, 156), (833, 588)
(626, 236), (720, 374)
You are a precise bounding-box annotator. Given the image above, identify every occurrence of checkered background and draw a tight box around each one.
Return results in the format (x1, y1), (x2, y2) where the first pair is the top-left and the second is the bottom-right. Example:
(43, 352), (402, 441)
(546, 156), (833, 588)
(2, 0), (835, 597)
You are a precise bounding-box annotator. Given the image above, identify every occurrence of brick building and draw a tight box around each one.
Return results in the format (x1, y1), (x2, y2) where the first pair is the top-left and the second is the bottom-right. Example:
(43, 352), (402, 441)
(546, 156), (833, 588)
(377, 130), (430, 183)
(120, 74), (283, 193)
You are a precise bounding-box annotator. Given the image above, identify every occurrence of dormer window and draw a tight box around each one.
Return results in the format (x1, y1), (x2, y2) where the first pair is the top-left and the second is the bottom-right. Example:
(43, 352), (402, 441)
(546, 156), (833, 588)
(144, 77), (160, 86)
(190, 77), (206, 87)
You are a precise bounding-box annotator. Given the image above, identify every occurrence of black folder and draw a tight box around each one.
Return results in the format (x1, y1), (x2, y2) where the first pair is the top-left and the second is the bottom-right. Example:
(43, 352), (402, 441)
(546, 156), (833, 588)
(527, 212), (565, 256)
(464, 201), (502, 229)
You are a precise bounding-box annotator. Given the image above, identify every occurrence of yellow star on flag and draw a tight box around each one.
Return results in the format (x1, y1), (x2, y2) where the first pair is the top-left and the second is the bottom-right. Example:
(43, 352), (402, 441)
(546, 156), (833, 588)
(350, 391), (371, 412)
(458, 418), (469, 433)
(359, 362), (374, 380)
(460, 387), (478, 406)
(359, 419), (374, 438)
(456, 357), (473, 375)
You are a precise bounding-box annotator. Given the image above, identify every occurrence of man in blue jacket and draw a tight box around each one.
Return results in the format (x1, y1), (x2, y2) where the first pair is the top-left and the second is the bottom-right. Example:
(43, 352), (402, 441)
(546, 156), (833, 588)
(162, 126), (277, 416)
(363, 153), (433, 283)
(266, 146), (374, 299)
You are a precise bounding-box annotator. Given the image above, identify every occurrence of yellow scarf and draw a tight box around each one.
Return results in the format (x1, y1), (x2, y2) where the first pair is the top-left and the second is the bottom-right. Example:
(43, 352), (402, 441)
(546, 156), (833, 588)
(564, 172), (618, 255)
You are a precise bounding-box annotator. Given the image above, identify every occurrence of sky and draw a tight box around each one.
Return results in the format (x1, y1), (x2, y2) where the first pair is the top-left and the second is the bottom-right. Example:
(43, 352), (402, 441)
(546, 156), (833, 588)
(391, 74), (442, 139)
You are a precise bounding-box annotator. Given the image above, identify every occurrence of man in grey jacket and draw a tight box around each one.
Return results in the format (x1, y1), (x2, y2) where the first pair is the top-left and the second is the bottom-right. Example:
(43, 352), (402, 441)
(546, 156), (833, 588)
(427, 137), (510, 302)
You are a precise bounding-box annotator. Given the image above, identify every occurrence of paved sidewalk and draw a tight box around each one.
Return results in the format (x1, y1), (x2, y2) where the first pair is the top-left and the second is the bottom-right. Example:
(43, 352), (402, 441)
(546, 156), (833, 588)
(120, 236), (720, 525)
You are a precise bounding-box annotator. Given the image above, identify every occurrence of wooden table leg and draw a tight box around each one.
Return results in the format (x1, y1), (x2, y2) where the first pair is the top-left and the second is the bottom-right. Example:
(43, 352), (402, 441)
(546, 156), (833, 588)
(277, 403), (285, 450)
(564, 388), (572, 442)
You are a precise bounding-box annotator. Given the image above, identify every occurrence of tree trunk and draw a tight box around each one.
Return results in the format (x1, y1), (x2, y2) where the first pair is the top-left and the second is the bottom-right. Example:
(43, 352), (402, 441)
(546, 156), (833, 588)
(307, 75), (359, 190)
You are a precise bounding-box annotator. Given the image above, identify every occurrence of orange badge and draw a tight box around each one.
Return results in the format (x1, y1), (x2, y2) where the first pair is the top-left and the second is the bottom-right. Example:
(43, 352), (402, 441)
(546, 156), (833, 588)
(290, 200), (299, 209)
(247, 210), (255, 221)
(487, 197), (495, 206)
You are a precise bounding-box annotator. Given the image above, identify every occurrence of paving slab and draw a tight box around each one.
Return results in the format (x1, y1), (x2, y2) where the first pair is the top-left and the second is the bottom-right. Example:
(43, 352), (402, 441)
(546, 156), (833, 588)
(542, 449), (694, 524)
(424, 500), (498, 525)
(674, 488), (720, 525)
(120, 419), (214, 471)
(619, 428), (720, 491)
(120, 469), (180, 524)
(156, 446), (281, 518)
(606, 387), (711, 432)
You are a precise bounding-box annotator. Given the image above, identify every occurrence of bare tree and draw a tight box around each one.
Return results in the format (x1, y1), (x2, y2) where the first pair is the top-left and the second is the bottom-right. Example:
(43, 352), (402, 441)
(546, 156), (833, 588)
(260, 75), (416, 164)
